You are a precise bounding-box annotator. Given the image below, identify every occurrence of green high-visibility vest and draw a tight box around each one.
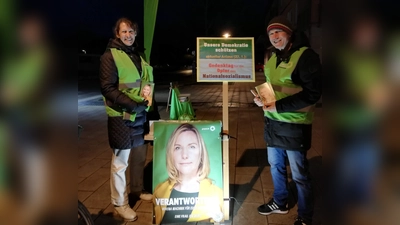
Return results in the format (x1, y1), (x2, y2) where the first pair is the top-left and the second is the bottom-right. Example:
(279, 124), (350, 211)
(264, 47), (315, 124)
(104, 48), (154, 121)
(333, 48), (382, 130)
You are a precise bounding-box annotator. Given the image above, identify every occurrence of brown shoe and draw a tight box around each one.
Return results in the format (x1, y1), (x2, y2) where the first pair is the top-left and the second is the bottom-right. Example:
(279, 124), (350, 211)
(131, 191), (153, 201)
(139, 192), (153, 201)
(113, 204), (138, 221)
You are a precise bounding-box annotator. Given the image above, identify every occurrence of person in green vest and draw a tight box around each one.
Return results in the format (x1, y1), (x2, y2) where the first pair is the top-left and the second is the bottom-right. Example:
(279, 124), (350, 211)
(326, 11), (388, 225)
(254, 16), (322, 225)
(99, 17), (154, 222)
(0, 12), (52, 225)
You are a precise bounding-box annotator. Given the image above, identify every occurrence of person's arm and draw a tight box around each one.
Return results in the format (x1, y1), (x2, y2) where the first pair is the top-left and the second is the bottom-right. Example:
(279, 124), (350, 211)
(99, 50), (146, 113)
(275, 49), (322, 112)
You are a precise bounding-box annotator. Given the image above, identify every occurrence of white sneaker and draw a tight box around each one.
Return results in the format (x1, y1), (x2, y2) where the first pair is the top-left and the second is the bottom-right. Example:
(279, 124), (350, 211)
(139, 193), (153, 201)
(114, 204), (138, 221)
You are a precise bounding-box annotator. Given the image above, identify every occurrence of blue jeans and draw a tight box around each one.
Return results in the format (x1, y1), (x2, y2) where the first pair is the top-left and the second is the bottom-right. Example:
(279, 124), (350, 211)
(335, 138), (379, 208)
(268, 147), (313, 221)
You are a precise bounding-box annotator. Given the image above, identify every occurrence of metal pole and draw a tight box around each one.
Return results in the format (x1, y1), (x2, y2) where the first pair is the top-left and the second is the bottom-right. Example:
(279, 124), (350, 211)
(222, 81), (230, 220)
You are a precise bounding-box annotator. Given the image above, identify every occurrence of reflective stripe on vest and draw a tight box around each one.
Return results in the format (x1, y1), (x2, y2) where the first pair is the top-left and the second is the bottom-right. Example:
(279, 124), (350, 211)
(264, 47), (314, 124)
(103, 48), (153, 120)
(270, 84), (315, 113)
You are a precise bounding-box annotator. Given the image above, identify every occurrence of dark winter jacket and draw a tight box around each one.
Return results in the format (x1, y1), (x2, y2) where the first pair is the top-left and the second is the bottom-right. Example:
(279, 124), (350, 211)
(264, 31), (322, 151)
(99, 38), (147, 149)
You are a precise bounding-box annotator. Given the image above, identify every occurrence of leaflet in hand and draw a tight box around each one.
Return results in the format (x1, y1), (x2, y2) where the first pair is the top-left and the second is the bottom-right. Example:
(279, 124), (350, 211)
(140, 81), (154, 106)
(255, 82), (276, 104)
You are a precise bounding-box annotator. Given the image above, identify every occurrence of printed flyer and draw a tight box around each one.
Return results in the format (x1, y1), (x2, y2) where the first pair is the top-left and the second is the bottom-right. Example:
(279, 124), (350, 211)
(140, 81), (155, 107)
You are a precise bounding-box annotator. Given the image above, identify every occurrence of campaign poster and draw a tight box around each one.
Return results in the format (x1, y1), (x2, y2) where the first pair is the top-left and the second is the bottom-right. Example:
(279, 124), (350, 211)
(152, 121), (224, 224)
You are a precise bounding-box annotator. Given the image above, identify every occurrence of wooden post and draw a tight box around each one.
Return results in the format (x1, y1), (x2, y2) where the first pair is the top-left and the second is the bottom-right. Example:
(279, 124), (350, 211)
(222, 81), (230, 220)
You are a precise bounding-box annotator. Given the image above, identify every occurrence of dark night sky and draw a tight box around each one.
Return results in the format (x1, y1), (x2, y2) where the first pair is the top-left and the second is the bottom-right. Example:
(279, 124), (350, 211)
(78, 0), (272, 63)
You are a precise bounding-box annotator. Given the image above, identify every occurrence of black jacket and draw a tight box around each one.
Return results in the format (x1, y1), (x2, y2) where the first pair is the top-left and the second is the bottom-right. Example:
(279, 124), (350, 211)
(264, 31), (322, 151)
(99, 38), (147, 149)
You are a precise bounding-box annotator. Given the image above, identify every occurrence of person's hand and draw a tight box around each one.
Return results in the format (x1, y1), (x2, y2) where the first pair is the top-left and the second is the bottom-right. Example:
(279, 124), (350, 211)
(207, 204), (223, 222)
(133, 100), (148, 114)
(253, 97), (263, 107)
(263, 101), (277, 112)
(210, 211), (223, 222)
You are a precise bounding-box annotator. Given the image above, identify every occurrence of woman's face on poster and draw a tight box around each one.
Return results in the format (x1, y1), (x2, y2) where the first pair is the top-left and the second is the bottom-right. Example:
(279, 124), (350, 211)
(173, 131), (201, 177)
(142, 85), (151, 97)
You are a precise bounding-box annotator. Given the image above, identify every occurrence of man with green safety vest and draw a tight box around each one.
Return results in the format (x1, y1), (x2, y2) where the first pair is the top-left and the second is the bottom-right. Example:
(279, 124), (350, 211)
(99, 17), (153, 222)
(254, 16), (322, 225)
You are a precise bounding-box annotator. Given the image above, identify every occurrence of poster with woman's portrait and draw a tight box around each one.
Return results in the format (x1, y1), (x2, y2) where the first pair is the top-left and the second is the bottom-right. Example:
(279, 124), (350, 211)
(140, 81), (154, 106)
(152, 121), (224, 224)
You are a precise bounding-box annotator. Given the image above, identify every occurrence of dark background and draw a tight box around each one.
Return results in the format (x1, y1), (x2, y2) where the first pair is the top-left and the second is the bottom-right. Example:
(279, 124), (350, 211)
(78, 0), (273, 66)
